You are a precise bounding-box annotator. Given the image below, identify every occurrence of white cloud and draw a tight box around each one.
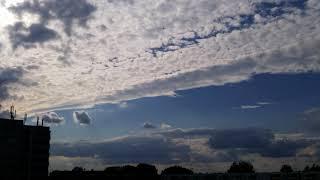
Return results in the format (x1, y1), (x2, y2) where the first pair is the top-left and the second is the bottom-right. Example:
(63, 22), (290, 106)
(118, 102), (128, 109)
(0, 0), (319, 114)
(240, 105), (261, 109)
(239, 101), (273, 109)
(50, 156), (106, 171)
(73, 111), (92, 125)
(41, 111), (64, 125)
(257, 102), (272, 105)
(160, 123), (172, 129)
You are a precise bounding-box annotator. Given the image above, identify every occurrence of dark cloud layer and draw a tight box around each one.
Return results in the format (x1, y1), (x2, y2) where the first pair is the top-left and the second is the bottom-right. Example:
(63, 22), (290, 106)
(51, 127), (320, 166)
(160, 128), (318, 159)
(143, 122), (156, 129)
(8, 22), (58, 49)
(0, 67), (24, 101)
(51, 135), (191, 164)
(149, 0), (308, 56)
(10, 0), (97, 36)
(258, 140), (310, 157)
(207, 128), (313, 158)
(209, 128), (274, 149)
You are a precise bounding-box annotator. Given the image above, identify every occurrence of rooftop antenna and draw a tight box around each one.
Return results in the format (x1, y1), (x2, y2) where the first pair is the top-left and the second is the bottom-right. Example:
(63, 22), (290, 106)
(24, 113), (27, 124)
(10, 105), (16, 120)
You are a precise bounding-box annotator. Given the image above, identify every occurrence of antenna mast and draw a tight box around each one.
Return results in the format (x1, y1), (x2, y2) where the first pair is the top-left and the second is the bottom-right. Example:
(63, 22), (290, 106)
(10, 105), (16, 120)
(24, 113), (28, 124)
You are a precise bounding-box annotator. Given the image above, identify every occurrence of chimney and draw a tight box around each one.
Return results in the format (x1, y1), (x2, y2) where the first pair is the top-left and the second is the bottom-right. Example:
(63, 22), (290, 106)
(36, 116), (39, 126)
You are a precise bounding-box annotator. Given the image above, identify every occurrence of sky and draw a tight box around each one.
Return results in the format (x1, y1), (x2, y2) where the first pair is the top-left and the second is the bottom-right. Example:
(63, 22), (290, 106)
(0, 0), (320, 173)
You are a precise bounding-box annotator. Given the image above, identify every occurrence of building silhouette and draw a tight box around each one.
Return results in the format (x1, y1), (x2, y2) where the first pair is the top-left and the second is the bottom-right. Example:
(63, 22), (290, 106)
(0, 115), (50, 179)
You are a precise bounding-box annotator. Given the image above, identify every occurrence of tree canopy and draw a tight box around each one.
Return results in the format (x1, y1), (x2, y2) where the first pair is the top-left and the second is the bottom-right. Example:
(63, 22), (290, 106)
(161, 166), (193, 175)
(227, 161), (255, 173)
(280, 164), (293, 173)
(304, 164), (320, 172)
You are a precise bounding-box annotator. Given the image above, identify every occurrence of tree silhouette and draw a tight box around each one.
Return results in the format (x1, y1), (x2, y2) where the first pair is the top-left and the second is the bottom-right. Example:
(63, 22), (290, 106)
(137, 163), (158, 175)
(121, 165), (139, 175)
(303, 164), (320, 172)
(227, 161), (255, 173)
(280, 164), (293, 173)
(161, 166), (193, 175)
(303, 165), (310, 172)
(104, 165), (140, 175)
(104, 166), (122, 175)
(72, 166), (85, 172)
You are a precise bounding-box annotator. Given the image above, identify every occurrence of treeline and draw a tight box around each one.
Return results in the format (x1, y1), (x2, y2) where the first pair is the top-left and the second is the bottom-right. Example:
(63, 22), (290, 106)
(50, 164), (192, 179)
(49, 161), (320, 180)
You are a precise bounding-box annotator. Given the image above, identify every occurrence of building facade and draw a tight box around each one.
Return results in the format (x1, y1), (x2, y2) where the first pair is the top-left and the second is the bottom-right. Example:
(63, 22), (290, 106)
(0, 118), (50, 179)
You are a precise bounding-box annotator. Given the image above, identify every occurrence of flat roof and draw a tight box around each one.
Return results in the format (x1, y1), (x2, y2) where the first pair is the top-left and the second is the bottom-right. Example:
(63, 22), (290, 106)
(0, 118), (49, 129)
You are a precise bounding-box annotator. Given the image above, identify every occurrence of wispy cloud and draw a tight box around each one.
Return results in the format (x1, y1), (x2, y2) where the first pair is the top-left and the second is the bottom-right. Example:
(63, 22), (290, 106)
(238, 101), (273, 109)
(257, 102), (273, 105)
(240, 105), (261, 109)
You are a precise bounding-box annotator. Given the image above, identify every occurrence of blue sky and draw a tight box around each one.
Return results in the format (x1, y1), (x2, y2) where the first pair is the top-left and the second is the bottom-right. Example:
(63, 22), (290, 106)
(1, 0), (320, 172)
(51, 72), (320, 141)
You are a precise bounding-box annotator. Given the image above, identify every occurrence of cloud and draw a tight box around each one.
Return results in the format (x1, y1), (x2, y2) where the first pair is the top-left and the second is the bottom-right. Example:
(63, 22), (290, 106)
(208, 128), (274, 149)
(157, 128), (217, 139)
(73, 111), (92, 125)
(158, 128), (315, 158)
(143, 122), (156, 129)
(258, 139), (310, 158)
(0, 109), (10, 119)
(300, 107), (320, 133)
(207, 128), (313, 158)
(148, 0), (309, 56)
(240, 105), (261, 109)
(160, 123), (172, 129)
(0, 67), (24, 101)
(7, 22), (58, 49)
(51, 135), (191, 164)
(50, 127), (320, 171)
(41, 112), (64, 125)
(0, 0), (319, 113)
(118, 102), (128, 109)
(257, 102), (272, 105)
(9, 0), (97, 36)
(297, 143), (320, 158)
(238, 102), (273, 109)
(50, 156), (105, 171)
(142, 122), (171, 129)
